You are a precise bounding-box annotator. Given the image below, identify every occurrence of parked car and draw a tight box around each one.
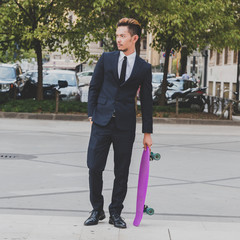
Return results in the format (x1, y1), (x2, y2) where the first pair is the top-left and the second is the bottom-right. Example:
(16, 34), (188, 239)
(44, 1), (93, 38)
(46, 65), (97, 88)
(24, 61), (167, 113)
(152, 72), (176, 96)
(22, 69), (80, 101)
(77, 71), (93, 102)
(153, 78), (206, 111)
(77, 70), (93, 79)
(21, 70), (46, 98)
(0, 63), (24, 102)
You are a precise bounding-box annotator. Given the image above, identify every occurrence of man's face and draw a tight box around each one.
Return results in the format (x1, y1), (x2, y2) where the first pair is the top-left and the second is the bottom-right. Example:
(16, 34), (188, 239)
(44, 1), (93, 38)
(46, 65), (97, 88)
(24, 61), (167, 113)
(116, 26), (138, 54)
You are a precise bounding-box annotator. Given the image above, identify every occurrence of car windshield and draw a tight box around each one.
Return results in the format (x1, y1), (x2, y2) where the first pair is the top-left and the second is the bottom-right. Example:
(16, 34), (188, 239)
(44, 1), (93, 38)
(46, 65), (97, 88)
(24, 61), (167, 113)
(78, 72), (93, 77)
(152, 73), (163, 84)
(31, 72), (38, 78)
(0, 66), (15, 79)
(43, 72), (76, 86)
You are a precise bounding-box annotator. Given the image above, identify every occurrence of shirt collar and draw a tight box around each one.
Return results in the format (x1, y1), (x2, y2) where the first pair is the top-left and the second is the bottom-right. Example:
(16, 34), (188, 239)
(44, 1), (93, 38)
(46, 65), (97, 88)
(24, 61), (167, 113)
(119, 51), (136, 61)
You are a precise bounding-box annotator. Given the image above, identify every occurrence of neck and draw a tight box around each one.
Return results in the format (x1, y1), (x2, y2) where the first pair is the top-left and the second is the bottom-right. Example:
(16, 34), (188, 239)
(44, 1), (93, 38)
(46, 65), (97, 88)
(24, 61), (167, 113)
(123, 48), (135, 56)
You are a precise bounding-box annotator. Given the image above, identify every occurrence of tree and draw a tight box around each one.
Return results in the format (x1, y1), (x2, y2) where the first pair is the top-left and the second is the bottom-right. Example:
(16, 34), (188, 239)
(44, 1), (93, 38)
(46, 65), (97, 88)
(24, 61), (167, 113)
(69, 0), (150, 56)
(0, 0), (91, 100)
(140, 0), (239, 105)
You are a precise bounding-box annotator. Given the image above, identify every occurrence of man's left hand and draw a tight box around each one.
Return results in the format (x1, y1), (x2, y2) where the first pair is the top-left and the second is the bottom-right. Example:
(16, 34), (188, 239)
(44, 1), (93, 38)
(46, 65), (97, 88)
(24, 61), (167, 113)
(143, 133), (152, 151)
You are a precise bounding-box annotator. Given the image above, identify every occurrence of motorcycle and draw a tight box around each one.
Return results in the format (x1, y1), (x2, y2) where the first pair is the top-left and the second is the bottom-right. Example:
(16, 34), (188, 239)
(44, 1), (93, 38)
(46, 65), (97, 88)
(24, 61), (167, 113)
(153, 79), (207, 111)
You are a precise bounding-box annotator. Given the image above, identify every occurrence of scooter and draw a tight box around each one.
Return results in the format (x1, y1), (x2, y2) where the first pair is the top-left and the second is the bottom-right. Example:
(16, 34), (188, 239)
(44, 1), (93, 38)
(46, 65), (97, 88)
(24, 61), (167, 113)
(153, 82), (206, 111)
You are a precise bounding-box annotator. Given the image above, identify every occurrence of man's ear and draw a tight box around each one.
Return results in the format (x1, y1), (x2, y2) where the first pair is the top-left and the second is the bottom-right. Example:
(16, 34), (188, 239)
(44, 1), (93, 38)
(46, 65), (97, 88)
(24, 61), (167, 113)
(133, 34), (139, 44)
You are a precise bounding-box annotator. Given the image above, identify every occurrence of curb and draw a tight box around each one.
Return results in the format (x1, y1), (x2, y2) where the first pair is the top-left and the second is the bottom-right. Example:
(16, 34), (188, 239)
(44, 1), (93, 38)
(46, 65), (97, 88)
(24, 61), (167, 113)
(0, 111), (240, 126)
(0, 112), (89, 121)
(150, 117), (240, 126)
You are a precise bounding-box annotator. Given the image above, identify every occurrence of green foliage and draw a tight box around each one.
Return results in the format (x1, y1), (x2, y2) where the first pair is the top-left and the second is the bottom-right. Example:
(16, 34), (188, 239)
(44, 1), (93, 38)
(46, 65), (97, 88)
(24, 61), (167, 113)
(70, 0), (149, 56)
(0, 0), (92, 61)
(135, 0), (240, 105)
(0, 99), (88, 114)
(0, 48), (36, 63)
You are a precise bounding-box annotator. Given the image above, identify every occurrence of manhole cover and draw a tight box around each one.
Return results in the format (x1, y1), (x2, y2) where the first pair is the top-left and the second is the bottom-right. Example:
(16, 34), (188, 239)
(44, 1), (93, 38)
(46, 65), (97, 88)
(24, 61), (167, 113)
(0, 154), (16, 159)
(0, 153), (37, 160)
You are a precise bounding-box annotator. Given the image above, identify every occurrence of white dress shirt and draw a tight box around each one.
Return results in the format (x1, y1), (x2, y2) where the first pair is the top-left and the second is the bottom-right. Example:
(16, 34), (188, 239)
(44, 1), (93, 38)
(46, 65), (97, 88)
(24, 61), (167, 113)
(118, 51), (136, 81)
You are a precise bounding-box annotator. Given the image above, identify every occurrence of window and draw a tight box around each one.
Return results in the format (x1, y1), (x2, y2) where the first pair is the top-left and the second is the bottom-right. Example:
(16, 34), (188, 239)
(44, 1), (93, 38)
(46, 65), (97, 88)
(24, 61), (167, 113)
(232, 83), (237, 100)
(190, 66), (198, 75)
(223, 82), (230, 99)
(54, 55), (61, 60)
(210, 49), (214, 60)
(216, 52), (222, 65)
(208, 81), (213, 96)
(233, 50), (238, 64)
(224, 47), (229, 64)
(215, 82), (221, 97)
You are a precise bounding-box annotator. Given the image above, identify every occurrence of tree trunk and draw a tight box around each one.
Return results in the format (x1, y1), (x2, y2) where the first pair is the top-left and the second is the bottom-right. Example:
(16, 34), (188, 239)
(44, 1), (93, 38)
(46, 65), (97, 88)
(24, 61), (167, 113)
(34, 39), (43, 100)
(158, 42), (171, 106)
(179, 46), (188, 76)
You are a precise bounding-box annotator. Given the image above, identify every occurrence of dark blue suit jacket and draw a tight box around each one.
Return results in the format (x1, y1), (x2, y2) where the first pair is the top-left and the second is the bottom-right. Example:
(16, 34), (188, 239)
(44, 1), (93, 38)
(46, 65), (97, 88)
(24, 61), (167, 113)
(88, 51), (153, 133)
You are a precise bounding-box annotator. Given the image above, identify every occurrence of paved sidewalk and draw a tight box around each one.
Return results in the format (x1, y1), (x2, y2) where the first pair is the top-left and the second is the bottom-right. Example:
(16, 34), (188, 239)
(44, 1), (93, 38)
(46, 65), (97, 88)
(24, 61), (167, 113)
(1, 214), (240, 240)
(1, 119), (240, 239)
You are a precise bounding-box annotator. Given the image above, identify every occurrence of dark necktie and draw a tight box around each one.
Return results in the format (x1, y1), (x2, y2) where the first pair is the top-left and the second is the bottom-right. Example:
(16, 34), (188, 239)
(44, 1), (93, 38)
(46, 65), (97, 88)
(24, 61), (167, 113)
(120, 56), (127, 85)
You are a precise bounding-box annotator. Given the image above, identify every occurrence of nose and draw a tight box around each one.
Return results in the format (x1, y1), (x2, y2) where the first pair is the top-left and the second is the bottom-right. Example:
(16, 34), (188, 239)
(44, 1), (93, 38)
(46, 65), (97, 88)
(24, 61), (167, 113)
(116, 36), (121, 43)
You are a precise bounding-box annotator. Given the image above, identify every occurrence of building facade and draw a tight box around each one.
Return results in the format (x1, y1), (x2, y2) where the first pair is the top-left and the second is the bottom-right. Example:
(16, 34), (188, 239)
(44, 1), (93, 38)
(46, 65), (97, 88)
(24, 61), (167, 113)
(207, 49), (238, 100)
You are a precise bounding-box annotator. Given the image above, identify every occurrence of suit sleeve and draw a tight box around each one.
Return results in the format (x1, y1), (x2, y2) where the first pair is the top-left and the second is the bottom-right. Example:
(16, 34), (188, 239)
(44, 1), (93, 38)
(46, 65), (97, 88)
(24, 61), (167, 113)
(140, 64), (153, 133)
(88, 53), (105, 117)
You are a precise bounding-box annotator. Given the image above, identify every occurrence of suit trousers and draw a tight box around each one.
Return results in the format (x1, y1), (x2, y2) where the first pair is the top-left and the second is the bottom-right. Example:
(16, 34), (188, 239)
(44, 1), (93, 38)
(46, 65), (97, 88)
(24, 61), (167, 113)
(87, 117), (135, 215)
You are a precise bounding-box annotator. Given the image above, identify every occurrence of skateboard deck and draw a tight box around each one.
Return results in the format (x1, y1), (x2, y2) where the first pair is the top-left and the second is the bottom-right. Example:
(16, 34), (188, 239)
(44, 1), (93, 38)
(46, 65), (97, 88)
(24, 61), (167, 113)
(133, 147), (150, 227)
(133, 147), (160, 227)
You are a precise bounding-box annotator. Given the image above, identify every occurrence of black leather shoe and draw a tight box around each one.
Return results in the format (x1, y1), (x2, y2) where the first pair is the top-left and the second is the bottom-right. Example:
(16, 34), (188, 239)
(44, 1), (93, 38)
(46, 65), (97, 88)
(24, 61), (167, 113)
(84, 210), (105, 226)
(109, 213), (127, 229)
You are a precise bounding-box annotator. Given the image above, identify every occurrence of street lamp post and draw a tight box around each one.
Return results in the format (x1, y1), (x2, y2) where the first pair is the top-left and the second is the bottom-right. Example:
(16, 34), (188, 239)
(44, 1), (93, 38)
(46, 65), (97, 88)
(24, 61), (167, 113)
(236, 50), (240, 101)
(203, 49), (208, 88)
(192, 56), (196, 80)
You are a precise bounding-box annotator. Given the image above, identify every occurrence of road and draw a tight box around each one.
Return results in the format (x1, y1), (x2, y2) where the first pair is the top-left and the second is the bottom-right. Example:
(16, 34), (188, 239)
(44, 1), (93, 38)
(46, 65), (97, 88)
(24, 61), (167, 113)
(0, 118), (240, 223)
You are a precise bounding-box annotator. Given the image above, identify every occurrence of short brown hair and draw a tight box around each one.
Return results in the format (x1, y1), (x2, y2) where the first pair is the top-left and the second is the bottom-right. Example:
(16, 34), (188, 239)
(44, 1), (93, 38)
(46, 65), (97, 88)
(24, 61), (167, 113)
(117, 18), (141, 38)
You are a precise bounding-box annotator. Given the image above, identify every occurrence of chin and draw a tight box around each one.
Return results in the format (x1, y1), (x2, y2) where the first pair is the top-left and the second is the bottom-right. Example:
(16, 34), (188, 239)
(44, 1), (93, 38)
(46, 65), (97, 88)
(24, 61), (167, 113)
(118, 48), (127, 52)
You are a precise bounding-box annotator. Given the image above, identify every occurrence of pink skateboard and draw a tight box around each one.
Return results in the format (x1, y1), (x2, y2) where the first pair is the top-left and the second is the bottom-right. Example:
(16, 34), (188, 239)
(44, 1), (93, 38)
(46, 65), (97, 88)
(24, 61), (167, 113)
(133, 147), (160, 226)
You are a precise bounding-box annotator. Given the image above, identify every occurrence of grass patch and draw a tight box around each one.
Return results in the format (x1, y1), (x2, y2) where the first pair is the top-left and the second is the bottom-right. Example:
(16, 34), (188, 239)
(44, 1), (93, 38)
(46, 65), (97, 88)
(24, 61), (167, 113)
(0, 99), (219, 120)
(0, 99), (88, 114)
(137, 105), (199, 117)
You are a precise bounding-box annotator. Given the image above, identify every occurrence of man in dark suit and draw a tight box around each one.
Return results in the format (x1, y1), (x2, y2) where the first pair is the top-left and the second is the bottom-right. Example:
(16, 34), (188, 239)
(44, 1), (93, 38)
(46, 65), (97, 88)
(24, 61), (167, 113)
(84, 18), (153, 229)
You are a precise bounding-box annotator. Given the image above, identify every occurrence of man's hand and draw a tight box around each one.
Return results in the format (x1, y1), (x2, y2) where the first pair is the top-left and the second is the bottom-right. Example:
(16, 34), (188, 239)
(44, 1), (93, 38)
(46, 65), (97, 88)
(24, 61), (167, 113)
(143, 133), (152, 151)
(89, 117), (93, 125)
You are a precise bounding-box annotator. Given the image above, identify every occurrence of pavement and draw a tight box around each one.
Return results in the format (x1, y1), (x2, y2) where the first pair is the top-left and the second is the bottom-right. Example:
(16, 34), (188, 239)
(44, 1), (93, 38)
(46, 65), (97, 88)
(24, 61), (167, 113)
(1, 214), (240, 240)
(0, 116), (240, 239)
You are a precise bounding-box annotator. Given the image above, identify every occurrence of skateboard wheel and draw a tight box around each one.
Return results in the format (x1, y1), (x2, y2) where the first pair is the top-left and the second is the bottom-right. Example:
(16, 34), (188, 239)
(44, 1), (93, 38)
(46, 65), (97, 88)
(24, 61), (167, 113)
(150, 152), (161, 161)
(146, 207), (154, 215)
(144, 205), (155, 215)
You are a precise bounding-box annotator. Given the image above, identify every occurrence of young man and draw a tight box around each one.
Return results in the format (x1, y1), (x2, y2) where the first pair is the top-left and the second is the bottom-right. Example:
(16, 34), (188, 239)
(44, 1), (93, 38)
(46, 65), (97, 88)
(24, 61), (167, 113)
(84, 18), (153, 229)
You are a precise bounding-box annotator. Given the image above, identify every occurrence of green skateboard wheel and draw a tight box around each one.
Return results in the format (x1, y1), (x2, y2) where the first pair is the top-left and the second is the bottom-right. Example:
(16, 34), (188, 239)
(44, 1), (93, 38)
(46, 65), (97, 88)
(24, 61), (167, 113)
(150, 152), (161, 161)
(144, 205), (155, 215)
(146, 207), (154, 215)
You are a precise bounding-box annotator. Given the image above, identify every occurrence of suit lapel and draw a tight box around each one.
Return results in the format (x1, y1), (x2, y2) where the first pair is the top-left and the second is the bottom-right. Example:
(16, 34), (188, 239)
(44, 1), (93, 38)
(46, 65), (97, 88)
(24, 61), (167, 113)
(113, 51), (120, 82)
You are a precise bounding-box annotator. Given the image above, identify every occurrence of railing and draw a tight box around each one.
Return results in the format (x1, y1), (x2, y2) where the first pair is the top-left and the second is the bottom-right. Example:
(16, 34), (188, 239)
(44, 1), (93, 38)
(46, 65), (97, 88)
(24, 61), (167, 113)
(205, 96), (240, 120)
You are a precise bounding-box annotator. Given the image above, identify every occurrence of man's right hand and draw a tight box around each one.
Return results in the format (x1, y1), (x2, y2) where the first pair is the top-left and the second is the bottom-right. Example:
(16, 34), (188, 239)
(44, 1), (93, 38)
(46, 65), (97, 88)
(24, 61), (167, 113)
(89, 117), (93, 125)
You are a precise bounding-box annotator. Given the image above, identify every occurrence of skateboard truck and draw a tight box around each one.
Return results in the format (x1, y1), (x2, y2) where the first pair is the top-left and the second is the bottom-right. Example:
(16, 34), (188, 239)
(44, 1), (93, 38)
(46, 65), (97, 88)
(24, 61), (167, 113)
(150, 152), (161, 161)
(144, 205), (154, 215)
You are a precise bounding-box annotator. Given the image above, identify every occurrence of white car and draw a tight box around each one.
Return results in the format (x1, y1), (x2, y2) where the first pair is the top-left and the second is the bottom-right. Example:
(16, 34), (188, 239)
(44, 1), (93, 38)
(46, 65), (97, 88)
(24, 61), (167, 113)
(152, 72), (176, 97)
(77, 71), (93, 102)
(152, 72), (164, 97)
